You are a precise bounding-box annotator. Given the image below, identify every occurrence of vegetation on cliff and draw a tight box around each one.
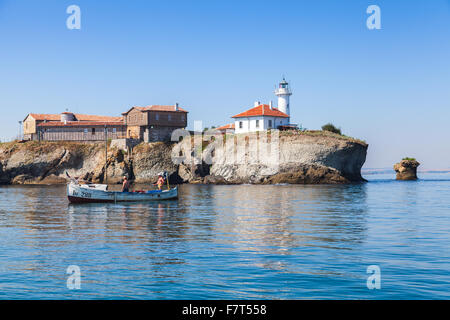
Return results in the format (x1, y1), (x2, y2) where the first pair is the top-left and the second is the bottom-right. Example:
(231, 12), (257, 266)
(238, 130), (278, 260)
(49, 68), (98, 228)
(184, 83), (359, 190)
(278, 129), (367, 146)
(321, 123), (342, 135)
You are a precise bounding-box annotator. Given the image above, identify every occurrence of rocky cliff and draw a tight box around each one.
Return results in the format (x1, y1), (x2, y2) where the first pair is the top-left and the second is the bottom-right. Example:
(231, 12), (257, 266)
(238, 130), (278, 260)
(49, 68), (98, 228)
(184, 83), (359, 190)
(0, 141), (131, 185)
(0, 131), (367, 185)
(201, 131), (367, 184)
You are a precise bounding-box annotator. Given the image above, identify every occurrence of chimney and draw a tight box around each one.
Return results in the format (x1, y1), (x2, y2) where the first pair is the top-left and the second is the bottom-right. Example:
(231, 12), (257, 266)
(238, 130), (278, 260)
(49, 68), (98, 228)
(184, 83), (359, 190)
(269, 101), (273, 110)
(174, 103), (179, 111)
(254, 101), (260, 108)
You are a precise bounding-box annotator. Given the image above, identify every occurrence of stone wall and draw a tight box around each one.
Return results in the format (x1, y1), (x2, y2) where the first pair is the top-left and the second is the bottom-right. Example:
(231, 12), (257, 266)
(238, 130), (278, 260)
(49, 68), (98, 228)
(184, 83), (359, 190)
(147, 126), (182, 142)
(110, 138), (141, 152)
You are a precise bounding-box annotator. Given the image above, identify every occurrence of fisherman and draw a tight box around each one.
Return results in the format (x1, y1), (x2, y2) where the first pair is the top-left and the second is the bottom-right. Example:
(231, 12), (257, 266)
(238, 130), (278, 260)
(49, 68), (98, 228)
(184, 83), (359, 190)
(121, 175), (131, 192)
(155, 173), (165, 190)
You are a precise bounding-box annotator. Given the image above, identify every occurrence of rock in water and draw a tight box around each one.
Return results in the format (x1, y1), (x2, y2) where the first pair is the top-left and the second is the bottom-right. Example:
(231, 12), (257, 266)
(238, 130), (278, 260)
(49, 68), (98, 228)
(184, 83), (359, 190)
(394, 159), (420, 180)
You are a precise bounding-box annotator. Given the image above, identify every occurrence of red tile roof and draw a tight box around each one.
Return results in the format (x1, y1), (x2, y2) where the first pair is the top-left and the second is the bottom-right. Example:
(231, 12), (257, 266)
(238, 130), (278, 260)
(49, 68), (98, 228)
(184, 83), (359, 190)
(215, 123), (235, 131)
(27, 113), (122, 122)
(232, 104), (289, 118)
(123, 105), (188, 114)
(27, 114), (61, 121)
(38, 121), (124, 127)
(74, 114), (122, 122)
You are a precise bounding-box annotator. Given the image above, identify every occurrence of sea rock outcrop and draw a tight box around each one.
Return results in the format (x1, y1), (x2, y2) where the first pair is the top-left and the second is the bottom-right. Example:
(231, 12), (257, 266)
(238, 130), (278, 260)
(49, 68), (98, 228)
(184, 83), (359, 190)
(394, 159), (420, 180)
(0, 131), (368, 185)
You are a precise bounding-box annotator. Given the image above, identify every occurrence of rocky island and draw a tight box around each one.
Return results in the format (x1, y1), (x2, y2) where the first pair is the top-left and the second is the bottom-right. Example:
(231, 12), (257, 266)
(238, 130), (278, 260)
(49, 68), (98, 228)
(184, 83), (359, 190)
(394, 158), (420, 180)
(0, 131), (368, 185)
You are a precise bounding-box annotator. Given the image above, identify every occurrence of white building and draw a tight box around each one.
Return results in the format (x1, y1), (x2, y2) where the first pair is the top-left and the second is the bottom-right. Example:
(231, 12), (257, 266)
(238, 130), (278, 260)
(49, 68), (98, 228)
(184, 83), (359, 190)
(232, 79), (293, 134)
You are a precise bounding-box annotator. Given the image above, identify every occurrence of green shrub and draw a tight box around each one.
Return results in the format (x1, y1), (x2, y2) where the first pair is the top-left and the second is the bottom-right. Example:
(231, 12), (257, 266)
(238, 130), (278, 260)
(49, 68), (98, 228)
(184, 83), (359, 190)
(321, 123), (342, 135)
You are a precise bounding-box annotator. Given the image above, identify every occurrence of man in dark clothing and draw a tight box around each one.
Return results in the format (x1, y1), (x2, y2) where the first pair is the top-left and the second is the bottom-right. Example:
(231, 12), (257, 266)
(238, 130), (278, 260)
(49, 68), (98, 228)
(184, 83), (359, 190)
(122, 176), (131, 192)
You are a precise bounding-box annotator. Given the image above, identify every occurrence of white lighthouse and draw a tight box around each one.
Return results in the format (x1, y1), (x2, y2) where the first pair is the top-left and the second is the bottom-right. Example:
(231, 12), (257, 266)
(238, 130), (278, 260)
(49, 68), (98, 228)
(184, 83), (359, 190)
(274, 78), (292, 116)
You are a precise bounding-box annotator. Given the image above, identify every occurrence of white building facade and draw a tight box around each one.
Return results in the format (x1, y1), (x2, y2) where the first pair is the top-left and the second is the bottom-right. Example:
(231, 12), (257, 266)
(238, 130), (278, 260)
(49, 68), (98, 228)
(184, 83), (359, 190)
(234, 114), (289, 134)
(232, 79), (292, 134)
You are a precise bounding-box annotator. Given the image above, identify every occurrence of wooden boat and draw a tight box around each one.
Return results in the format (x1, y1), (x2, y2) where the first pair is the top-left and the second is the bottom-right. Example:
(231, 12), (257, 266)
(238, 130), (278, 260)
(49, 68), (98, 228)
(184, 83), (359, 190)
(67, 182), (178, 203)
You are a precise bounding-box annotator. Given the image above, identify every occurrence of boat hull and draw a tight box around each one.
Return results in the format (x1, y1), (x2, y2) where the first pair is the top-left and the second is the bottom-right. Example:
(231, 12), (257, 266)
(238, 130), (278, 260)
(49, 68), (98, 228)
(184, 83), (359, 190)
(67, 183), (178, 203)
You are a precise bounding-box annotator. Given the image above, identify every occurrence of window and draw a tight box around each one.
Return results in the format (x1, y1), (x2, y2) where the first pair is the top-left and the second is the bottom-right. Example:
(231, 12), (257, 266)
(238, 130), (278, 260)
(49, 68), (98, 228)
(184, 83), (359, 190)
(181, 114), (185, 121)
(256, 120), (260, 128)
(155, 113), (159, 121)
(92, 128), (95, 135)
(239, 121), (243, 129)
(84, 128), (88, 133)
(168, 114), (172, 121)
(268, 120), (272, 128)
(113, 128), (117, 133)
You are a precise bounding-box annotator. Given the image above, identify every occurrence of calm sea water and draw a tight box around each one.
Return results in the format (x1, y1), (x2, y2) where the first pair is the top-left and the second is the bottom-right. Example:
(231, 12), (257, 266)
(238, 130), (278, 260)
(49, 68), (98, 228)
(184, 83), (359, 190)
(0, 173), (449, 299)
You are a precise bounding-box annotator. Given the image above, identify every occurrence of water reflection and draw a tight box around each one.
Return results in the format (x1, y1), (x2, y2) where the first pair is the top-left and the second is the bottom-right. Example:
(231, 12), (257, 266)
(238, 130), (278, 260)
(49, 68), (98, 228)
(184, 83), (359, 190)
(2, 180), (449, 299)
(211, 184), (368, 251)
(2, 184), (369, 275)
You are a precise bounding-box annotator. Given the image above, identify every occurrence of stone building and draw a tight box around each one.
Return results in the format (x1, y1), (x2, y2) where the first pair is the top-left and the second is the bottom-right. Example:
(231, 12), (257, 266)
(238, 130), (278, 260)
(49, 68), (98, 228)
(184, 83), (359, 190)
(38, 121), (126, 142)
(121, 104), (188, 142)
(23, 112), (123, 141)
(23, 104), (188, 143)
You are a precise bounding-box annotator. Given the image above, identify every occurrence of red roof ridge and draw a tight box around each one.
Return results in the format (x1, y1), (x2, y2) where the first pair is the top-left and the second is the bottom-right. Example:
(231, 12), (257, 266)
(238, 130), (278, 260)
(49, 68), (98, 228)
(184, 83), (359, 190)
(27, 113), (122, 122)
(123, 105), (189, 114)
(215, 123), (235, 130)
(38, 121), (124, 127)
(232, 104), (289, 118)
(27, 114), (61, 121)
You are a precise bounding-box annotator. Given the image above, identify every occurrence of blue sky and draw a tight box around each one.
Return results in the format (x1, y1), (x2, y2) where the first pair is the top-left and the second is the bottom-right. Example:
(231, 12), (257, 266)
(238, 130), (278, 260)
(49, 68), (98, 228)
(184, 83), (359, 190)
(0, 0), (449, 169)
